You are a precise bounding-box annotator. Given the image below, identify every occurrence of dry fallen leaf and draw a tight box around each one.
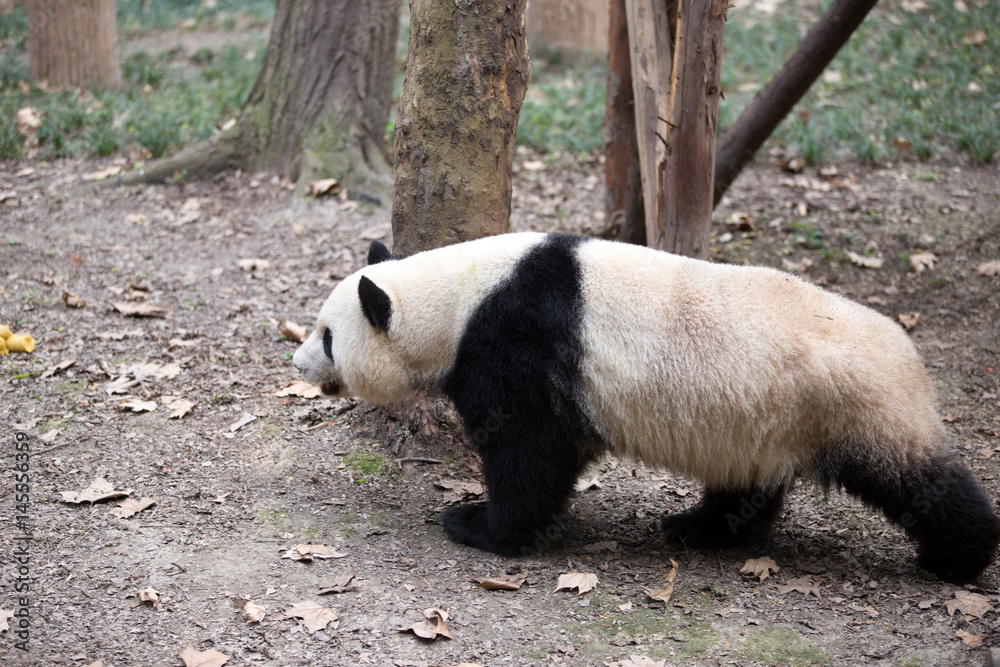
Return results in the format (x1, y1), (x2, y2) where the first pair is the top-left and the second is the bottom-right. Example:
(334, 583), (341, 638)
(280, 600), (340, 634)
(280, 319), (308, 343)
(740, 556), (780, 582)
(555, 572), (599, 596)
(435, 479), (485, 503)
(110, 497), (156, 519)
(0, 608), (13, 633)
(39, 359), (76, 379)
(776, 577), (822, 599)
(846, 251), (884, 269)
(308, 178), (341, 197)
(472, 576), (525, 591)
(399, 608), (451, 640)
(86, 165), (122, 181)
(60, 477), (133, 504)
(275, 381), (321, 399)
(105, 376), (139, 395)
(179, 642), (230, 667)
(956, 628), (983, 646)
(909, 252), (937, 274)
(945, 590), (993, 618)
(962, 28), (986, 46)
(16, 106), (41, 147)
(118, 399), (158, 413)
(976, 260), (1000, 276)
(113, 302), (169, 318)
(62, 291), (86, 308)
(642, 559), (678, 605)
(229, 412), (258, 433)
(166, 398), (196, 419)
(574, 477), (603, 492)
(281, 544), (348, 561)
(896, 312), (922, 331)
(138, 587), (159, 605)
(39, 428), (61, 443)
(318, 566), (356, 595)
(608, 656), (667, 667)
(243, 600), (266, 623)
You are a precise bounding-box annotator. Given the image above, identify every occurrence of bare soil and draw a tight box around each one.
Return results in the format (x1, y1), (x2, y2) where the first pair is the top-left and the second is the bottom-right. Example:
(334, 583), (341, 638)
(1, 152), (999, 667)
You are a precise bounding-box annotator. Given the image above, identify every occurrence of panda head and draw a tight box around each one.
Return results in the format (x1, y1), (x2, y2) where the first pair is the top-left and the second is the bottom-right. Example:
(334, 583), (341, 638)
(292, 239), (412, 404)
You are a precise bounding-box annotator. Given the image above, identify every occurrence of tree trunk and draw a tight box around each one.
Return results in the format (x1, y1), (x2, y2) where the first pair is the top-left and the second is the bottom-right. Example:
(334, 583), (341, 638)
(528, 0), (609, 57)
(28, 0), (122, 90)
(391, 0), (531, 258)
(713, 0), (879, 205)
(656, 0), (725, 258)
(624, 0), (675, 247)
(603, 0), (645, 245)
(121, 0), (399, 199)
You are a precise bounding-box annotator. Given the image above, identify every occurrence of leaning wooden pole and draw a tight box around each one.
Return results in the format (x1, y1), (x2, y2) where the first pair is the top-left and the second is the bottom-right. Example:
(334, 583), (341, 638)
(657, 0), (726, 258)
(713, 0), (880, 205)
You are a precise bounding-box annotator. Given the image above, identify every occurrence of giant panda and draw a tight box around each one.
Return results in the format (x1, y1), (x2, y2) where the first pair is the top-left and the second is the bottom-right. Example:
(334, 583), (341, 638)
(292, 232), (1000, 584)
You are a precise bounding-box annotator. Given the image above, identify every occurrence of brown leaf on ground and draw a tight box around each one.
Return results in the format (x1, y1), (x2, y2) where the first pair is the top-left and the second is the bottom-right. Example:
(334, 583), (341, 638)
(138, 587), (159, 605)
(242, 600), (266, 623)
(280, 319), (308, 342)
(275, 380), (321, 398)
(896, 312), (922, 330)
(846, 251), (884, 269)
(229, 412), (258, 432)
(118, 399), (158, 413)
(976, 260), (1000, 276)
(555, 572), (598, 595)
(281, 544), (348, 561)
(945, 590), (993, 618)
(606, 656), (667, 667)
(318, 566), (356, 595)
(113, 302), (169, 318)
(399, 608), (451, 640)
(575, 477), (603, 492)
(909, 252), (937, 274)
(307, 178), (341, 197)
(62, 291), (86, 308)
(642, 559), (678, 605)
(110, 497), (156, 519)
(435, 479), (485, 503)
(0, 608), (13, 633)
(166, 398), (196, 419)
(472, 576), (525, 591)
(39, 358), (76, 379)
(280, 600), (340, 634)
(776, 577), (822, 599)
(956, 629), (983, 646)
(60, 477), (133, 504)
(179, 642), (230, 667)
(740, 556), (780, 582)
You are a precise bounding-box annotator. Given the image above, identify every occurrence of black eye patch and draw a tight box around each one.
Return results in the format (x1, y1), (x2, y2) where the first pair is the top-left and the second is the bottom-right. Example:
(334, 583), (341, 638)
(322, 328), (334, 362)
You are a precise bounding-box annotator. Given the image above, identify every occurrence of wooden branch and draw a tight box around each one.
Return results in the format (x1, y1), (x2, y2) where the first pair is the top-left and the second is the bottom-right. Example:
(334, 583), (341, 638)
(713, 0), (880, 205)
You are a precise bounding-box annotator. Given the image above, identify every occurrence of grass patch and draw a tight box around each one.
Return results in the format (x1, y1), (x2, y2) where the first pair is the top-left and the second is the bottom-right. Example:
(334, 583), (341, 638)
(737, 626), (828, 666)
(344, 451), (387, 478)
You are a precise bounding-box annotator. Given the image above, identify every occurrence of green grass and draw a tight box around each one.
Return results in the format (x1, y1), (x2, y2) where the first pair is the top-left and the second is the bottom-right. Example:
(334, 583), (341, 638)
(1, 0), (995, 164)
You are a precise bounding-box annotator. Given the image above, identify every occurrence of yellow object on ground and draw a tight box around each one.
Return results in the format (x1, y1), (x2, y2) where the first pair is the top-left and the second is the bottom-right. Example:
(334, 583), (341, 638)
(0, 338), (6, 355)
(0, 325), (35, 353)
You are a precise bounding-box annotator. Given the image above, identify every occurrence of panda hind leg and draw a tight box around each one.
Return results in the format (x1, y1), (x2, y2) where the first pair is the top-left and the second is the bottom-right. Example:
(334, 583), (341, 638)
(662, 486), (786, 549)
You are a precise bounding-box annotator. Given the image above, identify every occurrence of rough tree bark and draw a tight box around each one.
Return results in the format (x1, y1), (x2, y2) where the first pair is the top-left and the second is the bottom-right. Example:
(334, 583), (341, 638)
(603, 0), (645, 245)
(28, 0), (122, 90)
(391, 0), (531, 258)
(657, 0), (725, 258)
(527, 0), (609, 57)
(121, 0), (399, 198)
(713, 0), (879, 205)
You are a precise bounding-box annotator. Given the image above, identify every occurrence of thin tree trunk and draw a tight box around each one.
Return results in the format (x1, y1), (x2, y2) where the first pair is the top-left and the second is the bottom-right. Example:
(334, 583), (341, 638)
(528, 0), (609, 57)
(624, 0), (675, 247)
(713, 0), (879, 205)
(657, 0), (725, 258)
(391, 0), (531, 258)
(28, 0), (121, 90)
(603, 0), (645, 245)
(121, 0), (399, 198)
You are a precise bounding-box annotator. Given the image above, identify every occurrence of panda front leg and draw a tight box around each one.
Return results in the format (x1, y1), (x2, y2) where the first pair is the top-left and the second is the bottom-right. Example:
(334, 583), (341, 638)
(440, 415), (588, 557)
(662, 485), (787, 549)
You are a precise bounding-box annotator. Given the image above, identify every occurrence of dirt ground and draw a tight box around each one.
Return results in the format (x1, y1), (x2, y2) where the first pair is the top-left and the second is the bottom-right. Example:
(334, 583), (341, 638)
(0, 151), (998, 667)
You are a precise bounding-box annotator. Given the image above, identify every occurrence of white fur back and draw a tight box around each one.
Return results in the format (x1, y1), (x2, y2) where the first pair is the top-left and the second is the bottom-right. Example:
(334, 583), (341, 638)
(576, 239), (945, 489)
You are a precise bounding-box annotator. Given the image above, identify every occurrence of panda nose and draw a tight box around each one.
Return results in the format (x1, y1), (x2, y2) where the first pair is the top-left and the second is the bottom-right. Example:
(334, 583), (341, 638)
(293, 359), (304, 372)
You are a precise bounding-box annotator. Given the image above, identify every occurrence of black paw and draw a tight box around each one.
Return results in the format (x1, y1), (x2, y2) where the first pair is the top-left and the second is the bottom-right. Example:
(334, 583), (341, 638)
(661, 507), (748, 549)
(441, 503), (488, 546)
(918, 543), (997, 585)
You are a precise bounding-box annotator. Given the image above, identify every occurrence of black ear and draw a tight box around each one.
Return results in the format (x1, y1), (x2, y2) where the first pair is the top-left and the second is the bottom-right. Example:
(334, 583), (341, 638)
(367, 240), (394, 265)
(358, 275), (392, 331)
